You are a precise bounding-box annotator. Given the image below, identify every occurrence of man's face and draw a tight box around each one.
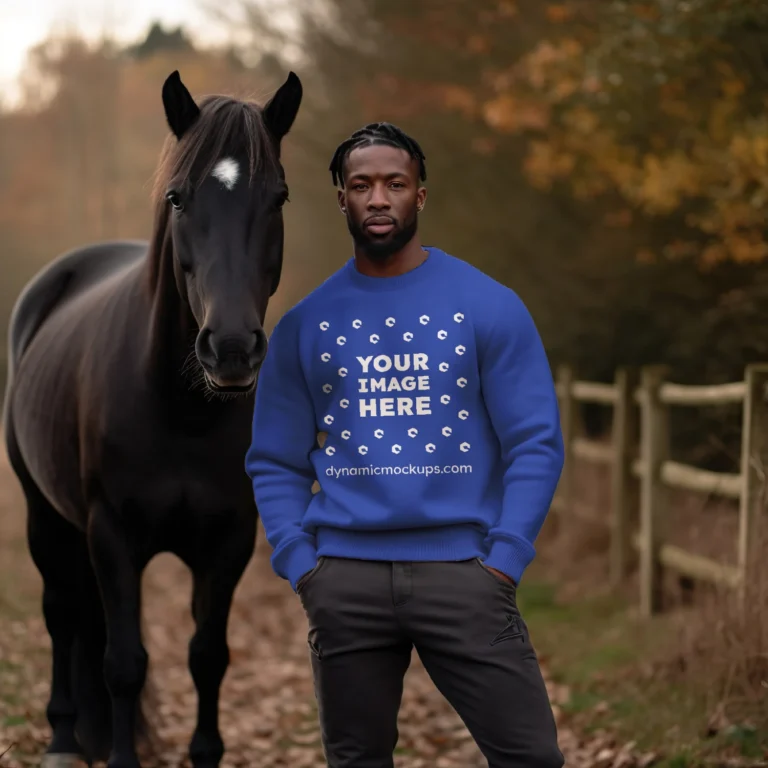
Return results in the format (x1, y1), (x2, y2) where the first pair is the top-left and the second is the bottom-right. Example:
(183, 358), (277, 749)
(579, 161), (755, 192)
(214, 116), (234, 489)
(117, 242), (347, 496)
(338, 143), (427, 261)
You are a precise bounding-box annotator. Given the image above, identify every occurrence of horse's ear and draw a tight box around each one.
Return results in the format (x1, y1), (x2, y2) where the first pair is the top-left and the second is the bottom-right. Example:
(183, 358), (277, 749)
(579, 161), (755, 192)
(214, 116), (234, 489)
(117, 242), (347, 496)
(263, 71), (303, 143)
(162, 70), (200, 140)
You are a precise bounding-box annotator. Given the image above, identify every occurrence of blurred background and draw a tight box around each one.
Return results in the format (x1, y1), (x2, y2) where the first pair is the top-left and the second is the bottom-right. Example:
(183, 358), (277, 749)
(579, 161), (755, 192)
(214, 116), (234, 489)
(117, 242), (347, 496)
(4, 0), (768, 463)
(1, 1), (768, 766)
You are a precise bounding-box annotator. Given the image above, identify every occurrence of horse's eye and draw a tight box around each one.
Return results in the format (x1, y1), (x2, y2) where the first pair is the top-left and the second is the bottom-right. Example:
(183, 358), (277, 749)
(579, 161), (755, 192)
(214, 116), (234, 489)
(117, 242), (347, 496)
(166, 191), (183, 210)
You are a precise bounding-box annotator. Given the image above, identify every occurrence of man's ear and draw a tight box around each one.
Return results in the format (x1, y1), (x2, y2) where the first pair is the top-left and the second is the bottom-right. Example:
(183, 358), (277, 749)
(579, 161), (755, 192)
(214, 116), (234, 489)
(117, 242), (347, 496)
(417, 186), (427, 212)
(338, 189), (347, 214)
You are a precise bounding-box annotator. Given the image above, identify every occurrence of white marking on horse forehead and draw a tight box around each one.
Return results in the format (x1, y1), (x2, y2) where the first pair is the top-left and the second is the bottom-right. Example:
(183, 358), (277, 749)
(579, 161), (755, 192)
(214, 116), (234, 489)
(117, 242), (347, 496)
(211, 157), (240, 190)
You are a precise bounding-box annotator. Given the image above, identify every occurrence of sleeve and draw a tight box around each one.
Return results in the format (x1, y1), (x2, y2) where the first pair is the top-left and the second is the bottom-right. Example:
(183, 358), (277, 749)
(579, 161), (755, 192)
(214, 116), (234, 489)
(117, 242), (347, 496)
(244, 312), (320, 591)
(478, 291), (564, 585)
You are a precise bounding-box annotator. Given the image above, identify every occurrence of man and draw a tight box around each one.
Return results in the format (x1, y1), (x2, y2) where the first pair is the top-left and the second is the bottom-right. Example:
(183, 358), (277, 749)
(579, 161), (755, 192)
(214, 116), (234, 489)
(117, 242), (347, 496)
(245, 122), (565, 767)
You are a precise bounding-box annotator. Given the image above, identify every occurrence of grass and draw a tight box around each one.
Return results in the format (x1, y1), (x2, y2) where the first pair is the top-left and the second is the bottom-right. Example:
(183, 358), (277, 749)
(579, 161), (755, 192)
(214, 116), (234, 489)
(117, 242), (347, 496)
(517, 578), (768, 766)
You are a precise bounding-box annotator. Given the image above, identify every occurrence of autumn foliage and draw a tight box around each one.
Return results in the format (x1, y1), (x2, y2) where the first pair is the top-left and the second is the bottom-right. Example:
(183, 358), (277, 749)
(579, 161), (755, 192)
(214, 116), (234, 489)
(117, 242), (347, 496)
(357, 1), (768, 269)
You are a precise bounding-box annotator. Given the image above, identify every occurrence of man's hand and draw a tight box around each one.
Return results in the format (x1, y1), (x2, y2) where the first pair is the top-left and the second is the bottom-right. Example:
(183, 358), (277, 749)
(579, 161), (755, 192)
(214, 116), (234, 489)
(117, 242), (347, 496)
(486, 565), (515, 585)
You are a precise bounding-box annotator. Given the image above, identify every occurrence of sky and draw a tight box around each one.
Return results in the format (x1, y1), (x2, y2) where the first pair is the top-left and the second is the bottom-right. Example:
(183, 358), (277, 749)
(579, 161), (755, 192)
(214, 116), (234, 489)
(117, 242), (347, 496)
(1, 0), (292, 107)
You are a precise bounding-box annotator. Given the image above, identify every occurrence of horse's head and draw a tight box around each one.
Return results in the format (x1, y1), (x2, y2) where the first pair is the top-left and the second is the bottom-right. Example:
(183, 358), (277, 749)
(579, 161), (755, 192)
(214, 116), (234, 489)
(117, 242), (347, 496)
(157, 70), (302, 395)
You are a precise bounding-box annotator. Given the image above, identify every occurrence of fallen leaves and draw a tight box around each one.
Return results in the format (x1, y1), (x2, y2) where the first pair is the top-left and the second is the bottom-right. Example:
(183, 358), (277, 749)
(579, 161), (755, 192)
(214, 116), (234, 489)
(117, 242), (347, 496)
(556, 730), (660, 768)
(0, 552), (662, 767)
(0, 450), (660, 768)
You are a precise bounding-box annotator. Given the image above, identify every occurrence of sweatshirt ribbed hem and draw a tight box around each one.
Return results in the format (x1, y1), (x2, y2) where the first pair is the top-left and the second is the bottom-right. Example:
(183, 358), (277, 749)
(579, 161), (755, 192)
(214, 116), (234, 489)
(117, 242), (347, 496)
(315, 523), (487, 562)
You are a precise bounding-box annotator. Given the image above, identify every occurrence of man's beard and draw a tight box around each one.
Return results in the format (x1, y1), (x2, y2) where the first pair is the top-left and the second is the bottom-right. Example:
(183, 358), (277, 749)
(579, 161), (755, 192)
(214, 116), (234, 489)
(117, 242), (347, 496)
(346, 210), (418, 262)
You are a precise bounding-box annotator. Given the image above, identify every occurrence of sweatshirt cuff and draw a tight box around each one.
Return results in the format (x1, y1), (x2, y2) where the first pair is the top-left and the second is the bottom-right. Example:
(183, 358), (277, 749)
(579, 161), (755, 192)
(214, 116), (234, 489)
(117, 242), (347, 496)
(273, 537), (318, 592)
(483, 536), (536, 585)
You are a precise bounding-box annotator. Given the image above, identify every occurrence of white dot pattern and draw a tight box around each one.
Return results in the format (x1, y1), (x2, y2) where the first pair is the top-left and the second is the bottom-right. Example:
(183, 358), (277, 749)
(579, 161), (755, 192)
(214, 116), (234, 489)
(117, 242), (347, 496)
(316, 312), (472, 456)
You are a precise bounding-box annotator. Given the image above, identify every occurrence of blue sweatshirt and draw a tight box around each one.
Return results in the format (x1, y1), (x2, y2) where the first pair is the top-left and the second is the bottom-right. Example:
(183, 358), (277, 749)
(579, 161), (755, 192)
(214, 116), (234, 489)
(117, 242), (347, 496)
(245, 247), (564, 591)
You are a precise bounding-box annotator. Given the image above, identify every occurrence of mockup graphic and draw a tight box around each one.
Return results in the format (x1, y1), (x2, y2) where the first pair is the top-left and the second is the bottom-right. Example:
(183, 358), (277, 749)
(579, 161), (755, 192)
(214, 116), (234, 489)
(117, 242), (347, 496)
(312, 310), (476, 478)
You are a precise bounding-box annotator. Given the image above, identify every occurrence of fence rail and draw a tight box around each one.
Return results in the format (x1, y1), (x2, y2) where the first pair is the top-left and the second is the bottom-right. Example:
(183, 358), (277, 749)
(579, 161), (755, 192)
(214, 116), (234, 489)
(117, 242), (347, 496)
(552, 363), (768, 616)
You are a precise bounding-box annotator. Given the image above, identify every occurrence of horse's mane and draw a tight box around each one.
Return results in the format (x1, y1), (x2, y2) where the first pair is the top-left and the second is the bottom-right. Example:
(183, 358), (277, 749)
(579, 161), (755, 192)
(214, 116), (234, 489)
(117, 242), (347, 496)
(151, 93), (282, 205)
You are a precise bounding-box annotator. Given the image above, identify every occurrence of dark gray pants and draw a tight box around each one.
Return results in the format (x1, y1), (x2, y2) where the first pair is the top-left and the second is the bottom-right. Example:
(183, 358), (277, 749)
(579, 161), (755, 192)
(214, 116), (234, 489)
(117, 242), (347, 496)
(296, 556), (564, 768)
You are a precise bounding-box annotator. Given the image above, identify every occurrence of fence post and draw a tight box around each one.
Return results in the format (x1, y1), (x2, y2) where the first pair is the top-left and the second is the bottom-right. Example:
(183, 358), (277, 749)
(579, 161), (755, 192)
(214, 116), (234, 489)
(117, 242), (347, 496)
(639, 365), (669, 617)
(610, 367), (639, 587)
(738, 364), (768, 604)
(556, 364), (576, 517)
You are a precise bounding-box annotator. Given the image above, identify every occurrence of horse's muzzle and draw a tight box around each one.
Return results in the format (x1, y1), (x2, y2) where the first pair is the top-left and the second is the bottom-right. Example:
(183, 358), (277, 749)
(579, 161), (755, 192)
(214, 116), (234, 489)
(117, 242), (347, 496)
(196, 328), (267, 392)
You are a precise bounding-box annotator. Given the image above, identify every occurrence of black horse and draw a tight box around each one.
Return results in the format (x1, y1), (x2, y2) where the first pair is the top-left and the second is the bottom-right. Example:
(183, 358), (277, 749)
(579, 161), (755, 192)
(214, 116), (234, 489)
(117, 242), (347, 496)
(2, 68), (302, 768)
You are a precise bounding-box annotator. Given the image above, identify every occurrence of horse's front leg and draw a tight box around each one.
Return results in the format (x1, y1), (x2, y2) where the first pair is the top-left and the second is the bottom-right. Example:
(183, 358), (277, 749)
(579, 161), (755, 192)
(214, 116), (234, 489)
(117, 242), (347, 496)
(88, 506), (148, 768)
(187, 518), (256, 768)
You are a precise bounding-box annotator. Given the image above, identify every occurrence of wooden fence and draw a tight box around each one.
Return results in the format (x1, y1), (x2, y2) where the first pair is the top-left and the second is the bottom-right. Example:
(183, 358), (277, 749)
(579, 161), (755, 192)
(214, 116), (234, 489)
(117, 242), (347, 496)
(551, 363), (768, 616)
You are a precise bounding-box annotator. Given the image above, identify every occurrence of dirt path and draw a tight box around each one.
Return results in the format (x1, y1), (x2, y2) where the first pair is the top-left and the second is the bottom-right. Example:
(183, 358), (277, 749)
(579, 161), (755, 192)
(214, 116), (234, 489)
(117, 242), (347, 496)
(0, 448), (648, 768)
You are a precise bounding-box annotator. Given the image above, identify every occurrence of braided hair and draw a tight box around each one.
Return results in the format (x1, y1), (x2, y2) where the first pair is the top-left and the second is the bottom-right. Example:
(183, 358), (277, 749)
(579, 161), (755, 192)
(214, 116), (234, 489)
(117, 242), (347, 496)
(329, 122), (427, 187)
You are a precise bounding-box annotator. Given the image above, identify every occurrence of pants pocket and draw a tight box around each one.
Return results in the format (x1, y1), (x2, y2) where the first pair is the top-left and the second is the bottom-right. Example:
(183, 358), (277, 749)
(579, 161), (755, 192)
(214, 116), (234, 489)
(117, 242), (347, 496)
(296, 556), (327, 595)
(474, 558), (517, 592)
